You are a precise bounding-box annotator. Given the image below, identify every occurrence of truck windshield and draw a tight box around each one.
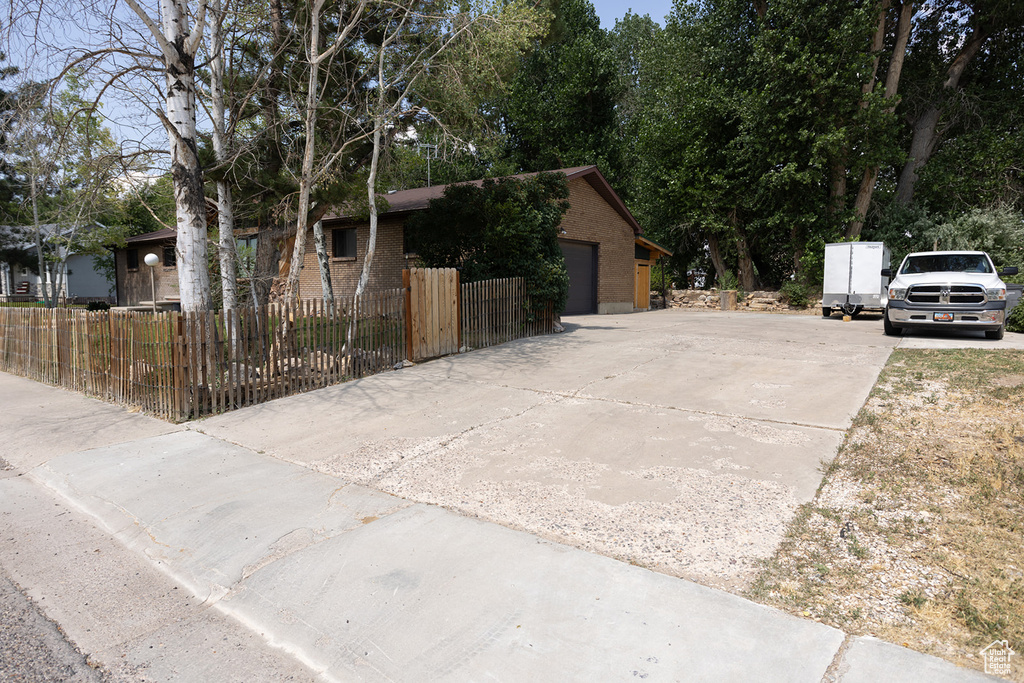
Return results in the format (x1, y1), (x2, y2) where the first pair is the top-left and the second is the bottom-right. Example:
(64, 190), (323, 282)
(899, 254), (992, 274)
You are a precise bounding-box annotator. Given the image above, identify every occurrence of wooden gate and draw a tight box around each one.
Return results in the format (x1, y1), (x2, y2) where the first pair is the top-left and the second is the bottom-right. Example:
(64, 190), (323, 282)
(405, 267), (460, 361)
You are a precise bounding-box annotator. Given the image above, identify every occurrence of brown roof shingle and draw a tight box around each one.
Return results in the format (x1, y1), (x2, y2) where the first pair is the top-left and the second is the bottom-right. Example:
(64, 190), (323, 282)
(323, 166), (642, 235)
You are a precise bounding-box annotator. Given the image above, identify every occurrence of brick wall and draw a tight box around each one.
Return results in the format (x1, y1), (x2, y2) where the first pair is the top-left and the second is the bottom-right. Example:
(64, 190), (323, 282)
(560, 177), (636, 313)
(297, 217), (410, 299)
(295, 176), (636, 310)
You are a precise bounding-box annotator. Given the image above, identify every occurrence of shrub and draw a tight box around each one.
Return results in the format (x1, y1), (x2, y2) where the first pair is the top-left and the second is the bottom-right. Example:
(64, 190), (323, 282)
(780, 280), (810, 307)
(405, 172), (571, 314)
(86, 301), (111, 311)
(1007, 299), (1024, 334)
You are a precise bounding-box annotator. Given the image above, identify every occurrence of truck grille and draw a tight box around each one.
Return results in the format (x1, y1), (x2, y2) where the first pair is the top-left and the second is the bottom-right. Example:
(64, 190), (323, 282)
(906, 285), (986, 305)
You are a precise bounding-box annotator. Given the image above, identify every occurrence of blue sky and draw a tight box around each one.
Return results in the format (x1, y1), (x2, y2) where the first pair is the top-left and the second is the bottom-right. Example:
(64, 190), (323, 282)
(590, 0), (676, 29)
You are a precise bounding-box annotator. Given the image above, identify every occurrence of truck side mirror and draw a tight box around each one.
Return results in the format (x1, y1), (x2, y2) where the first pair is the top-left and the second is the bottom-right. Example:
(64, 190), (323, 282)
(880, 268), (892, 277)
(1001, 266), (1019, 276)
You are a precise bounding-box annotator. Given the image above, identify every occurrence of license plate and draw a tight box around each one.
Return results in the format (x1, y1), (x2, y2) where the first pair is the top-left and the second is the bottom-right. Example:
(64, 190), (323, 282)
(934, 312), (954, 322)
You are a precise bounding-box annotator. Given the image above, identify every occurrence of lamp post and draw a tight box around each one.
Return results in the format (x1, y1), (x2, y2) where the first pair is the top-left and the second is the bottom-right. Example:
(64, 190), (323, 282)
(144, 253), (159, 312)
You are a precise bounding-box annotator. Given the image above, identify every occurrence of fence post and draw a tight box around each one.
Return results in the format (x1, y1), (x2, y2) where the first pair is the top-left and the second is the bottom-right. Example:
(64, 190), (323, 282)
(403, 269), (412, 361)
(173, 314), (186, 421)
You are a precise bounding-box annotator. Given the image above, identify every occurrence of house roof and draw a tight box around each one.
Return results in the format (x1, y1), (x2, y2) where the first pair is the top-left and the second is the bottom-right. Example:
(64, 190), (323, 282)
(125, 228), (176, 244)
(323, 165), (643, 235)
(636, 235), (673, 257)
(1, 223), (99, 252)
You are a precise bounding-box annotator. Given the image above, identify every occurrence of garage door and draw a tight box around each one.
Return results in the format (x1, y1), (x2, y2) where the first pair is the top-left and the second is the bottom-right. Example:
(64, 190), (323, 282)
(560, 241), (597, 315)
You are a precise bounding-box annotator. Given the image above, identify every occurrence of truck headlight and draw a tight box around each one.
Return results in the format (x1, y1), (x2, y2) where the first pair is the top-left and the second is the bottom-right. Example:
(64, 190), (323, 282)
(986, 287), (1006, 301)
(888, 287), (907, 301)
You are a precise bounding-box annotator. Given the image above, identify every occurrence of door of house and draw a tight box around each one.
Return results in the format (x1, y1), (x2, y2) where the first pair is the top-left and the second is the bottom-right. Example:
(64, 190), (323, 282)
(560, 241), (597, 315)
(405, 267), (460, 361)
(635, 262), (651, 309)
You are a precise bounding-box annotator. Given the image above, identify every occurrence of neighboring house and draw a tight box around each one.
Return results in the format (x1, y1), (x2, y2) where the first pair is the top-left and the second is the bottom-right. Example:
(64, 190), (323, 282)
(110, 166), (664, 315)
(112, 228), (180, 307)
(0, 224), (114, 303)
(304, 165), (646, 315)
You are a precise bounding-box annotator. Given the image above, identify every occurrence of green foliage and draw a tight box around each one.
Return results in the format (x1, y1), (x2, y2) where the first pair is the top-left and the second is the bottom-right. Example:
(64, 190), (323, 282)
(779, 280), (811, 308)
(866, 205), (1024, 273)
(500, 0), (621, 178)
(1006, 301), (1024, 334)
(626, 0), (885, 289)
(924, 207), (1024, 270)
(405, 172), (571, 313)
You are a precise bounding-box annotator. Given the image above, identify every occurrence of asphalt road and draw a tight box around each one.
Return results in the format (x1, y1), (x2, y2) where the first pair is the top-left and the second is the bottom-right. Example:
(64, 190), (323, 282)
(2, 455), (108, 682)
(0, 567), (109, 683)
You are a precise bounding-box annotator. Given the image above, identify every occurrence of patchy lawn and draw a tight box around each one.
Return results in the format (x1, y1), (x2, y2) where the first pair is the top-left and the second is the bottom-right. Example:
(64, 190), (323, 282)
(748, 348), (1024, 680)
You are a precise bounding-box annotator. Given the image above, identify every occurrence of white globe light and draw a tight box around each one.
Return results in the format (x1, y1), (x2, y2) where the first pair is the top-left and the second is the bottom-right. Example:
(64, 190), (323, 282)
(144, 253), (160, 267)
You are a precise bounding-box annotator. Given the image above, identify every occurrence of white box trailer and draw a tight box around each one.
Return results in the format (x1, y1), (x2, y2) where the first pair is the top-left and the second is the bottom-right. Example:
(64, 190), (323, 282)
(822, 242), (890, 317)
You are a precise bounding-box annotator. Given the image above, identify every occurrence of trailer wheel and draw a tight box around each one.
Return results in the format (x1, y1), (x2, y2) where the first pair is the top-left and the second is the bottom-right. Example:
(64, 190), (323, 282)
(822, 307), (832, 318)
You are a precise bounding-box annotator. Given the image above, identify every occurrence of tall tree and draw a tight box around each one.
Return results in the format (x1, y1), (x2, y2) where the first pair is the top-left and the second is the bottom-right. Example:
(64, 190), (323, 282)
(122, 0), (213, 312)
(499, 0), (620, 179)
(206, 0), (240, 310)
(894, 0), (1024, 205)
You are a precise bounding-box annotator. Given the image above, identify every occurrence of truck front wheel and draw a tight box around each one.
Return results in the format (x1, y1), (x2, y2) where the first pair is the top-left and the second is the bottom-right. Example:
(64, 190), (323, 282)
(986, 326), (1005, 341)
(883, 310), (902, 336)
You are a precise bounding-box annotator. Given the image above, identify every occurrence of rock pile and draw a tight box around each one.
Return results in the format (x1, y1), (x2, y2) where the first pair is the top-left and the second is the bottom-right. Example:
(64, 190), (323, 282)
(656, 289), (815, 313)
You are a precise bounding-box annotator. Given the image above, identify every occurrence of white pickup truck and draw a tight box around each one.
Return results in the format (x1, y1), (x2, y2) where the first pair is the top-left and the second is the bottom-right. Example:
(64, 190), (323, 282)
(882, 251), (1019, 340)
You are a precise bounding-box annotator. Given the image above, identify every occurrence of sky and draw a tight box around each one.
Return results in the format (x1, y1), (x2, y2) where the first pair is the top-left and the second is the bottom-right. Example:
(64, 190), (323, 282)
(4, 0), (680, 174)
(591, 0), (676, 29)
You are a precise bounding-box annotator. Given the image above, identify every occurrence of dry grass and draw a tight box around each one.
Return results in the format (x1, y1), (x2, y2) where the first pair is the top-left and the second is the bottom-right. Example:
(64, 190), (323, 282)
(748, 349), (1024, 680)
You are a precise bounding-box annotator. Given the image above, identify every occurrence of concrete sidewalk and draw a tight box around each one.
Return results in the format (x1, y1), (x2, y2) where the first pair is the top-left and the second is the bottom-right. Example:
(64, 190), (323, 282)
(6, 428), (993, 682)
(1, 311), (1007, 681)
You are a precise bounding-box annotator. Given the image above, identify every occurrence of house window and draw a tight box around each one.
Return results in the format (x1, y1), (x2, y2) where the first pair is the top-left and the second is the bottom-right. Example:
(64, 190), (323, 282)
(127, 248), (139, 270)
(403, 224), (417, 256)
(332, 228), (357, 259)
(163, 246), (176, 267)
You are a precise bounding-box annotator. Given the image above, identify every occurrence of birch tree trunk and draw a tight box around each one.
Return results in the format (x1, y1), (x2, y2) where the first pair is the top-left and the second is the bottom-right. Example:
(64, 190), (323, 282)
(283, 0), (325, 304)
(208, 0), (238, 312)
(312, 220), (334, 305)
(355, 44), (387, 298)
(284, 0), (367, 303)
(29, 172), (52, 308)
(124, 0), (212, 312)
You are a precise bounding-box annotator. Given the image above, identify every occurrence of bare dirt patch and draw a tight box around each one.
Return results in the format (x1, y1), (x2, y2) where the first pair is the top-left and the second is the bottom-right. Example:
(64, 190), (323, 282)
(749, 349), (1024, 680)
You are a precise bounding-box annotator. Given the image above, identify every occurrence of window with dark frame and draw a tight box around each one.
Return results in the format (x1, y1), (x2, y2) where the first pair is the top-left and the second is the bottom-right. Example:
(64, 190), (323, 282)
(163, 246), (176, 267)
(127, 248), (139, 270)
(332, 228), (357, 258)
(403, 224), (416, 256)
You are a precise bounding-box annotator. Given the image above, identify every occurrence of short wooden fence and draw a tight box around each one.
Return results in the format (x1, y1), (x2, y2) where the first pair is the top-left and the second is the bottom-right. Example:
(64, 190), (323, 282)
(460, 277), (553, 351)
(1, 273), (554, 421)
(0, 290), (406, 422)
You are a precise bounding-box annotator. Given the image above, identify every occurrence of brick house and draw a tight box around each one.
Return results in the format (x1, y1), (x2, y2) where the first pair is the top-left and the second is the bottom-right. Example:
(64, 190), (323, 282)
(112, 166), (652, 314)
(113, 228), (180, 307)
(303, 166), (643, 315)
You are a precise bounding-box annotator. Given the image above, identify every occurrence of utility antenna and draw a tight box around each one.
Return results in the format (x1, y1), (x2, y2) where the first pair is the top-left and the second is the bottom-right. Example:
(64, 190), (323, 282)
(417, 143), (439, 187)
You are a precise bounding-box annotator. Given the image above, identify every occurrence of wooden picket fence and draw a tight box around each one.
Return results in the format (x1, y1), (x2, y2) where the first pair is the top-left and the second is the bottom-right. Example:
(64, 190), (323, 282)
(460, 277), (554, 351)
(0, 273), (555, 422)
(0, 291), (406, 422)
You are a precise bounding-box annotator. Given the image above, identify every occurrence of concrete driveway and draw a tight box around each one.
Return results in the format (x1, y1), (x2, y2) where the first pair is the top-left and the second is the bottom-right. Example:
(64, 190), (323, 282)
(198, 309), (900, 589)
